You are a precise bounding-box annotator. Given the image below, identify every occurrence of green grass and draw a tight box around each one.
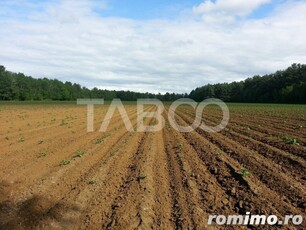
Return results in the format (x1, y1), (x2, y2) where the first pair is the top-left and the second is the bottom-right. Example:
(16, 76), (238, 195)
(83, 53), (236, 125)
(226, 103), (306, 108)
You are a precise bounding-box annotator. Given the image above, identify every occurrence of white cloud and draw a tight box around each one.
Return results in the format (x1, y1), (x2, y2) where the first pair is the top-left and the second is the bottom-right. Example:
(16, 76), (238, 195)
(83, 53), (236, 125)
(193, 0), (272, 23)
(0, 0), (306, 93)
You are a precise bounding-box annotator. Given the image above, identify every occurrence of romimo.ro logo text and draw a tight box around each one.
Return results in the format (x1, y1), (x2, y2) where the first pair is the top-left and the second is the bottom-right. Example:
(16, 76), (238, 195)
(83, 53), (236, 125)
(208, 213), (303, 226)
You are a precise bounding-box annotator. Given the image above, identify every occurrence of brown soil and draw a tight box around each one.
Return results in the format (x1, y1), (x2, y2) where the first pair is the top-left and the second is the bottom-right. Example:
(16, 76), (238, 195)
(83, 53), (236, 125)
(0, 103), (305, 229)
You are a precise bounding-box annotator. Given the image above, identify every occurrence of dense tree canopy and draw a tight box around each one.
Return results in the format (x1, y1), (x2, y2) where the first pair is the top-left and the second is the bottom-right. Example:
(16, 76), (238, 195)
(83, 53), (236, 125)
(0, 64), (305, 103)
(0, 66), (184, 101)
(190, 63), (306, 104)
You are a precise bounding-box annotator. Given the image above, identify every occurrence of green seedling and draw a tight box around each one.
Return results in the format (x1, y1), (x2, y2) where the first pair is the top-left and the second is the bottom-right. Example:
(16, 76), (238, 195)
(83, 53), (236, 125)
(214, 148), (222, 155)
(74, 150), (85, 158)
(96, 133), (112, 144)
(60, 160), (70, 166)
(282, 136), (299, 145)
(88, 178), (97, 185)
(178, 152), (184, 158)
(38, 152), (47, 158)
(60, 119), (67, 126)
(18, 136), (25, 142)
(38, 140), (44, 144)
(5, 136), (9, 140)
(138, 173), (147, 180)
(290, 139), (298, 145)
(240, 168), (250, 177)
(96, 138), (103, 144)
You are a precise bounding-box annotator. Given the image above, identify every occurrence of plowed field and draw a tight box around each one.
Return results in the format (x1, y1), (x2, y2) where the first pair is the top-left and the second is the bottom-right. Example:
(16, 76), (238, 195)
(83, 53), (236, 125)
(0, 103), (305, 229)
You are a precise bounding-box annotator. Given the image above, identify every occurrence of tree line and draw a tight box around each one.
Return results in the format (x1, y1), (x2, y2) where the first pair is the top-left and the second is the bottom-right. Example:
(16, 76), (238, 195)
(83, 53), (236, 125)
(0, 64), (305, 103)
(0, 65), (186, 101)
(190, 63), (306, 104)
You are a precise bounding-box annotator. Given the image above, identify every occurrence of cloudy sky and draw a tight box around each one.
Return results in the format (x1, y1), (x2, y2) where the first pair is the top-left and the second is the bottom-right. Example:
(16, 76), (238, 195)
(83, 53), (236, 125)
(0, 0), (306, 93)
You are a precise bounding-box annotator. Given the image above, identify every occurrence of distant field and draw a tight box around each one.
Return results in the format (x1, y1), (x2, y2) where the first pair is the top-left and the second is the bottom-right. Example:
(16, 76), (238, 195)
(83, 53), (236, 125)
(0, 102), (305, 229)
(0, 100), (141, 106)
(0, 100), (77, 105)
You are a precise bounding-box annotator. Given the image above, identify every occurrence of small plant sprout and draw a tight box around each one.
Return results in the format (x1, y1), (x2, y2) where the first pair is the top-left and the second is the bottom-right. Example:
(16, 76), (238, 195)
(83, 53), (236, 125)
(96, 138), (103, 144)
(282, 136), (299, 145)
(291, 139), (299, 145)
(74, 150), (85, 158)
(178, 151), (184, 158)
(38, 140), (44, 144)
(88, 178), (97, 185)
(138, 172), (147, 180)
(60, 119), (67, 126)
(240, 168), (250, 177)
(214, 148), (222, 155)
(18, 136), (25, 142)
(5, 136), (9, 140)
(60, 160), (70, 166)
(38, 152), (47, 158)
